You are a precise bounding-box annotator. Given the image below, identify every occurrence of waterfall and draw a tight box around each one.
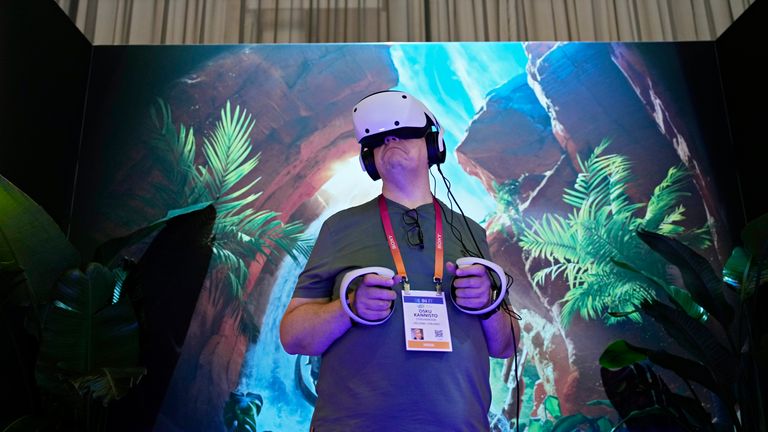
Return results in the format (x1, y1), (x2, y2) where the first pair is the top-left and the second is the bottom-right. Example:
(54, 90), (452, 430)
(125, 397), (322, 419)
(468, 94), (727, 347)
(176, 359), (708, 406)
(236, 166), (381, 431)
(235, 247), (313, 431)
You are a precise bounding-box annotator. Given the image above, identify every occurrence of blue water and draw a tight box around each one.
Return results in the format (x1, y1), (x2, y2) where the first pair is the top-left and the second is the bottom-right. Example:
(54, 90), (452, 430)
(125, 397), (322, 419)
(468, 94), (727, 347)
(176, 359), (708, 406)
(235, 192), (380, 431)
(235, 244), (312, 431)
(237, 42), (529, 431)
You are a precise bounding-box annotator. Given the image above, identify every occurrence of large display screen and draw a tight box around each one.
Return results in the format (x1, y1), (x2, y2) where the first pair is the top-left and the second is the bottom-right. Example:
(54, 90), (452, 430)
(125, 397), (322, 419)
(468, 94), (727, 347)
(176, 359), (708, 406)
(69, 41), (731, 431)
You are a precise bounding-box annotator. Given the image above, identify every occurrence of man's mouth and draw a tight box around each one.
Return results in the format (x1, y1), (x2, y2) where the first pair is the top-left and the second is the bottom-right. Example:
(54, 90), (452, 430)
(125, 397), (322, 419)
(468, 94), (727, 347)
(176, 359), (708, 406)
(384, 144), (407, 154)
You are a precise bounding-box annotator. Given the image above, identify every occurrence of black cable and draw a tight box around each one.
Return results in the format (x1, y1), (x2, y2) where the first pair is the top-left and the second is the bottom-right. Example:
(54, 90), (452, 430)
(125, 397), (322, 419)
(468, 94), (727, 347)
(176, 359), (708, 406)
(436, 164), (485, 259)
(430, 168), (466, 254)
(430, 166), (438, 193)
(435, 165), (518, 299)
(511, 322), (520, 432)
(434, 163), (522, 430)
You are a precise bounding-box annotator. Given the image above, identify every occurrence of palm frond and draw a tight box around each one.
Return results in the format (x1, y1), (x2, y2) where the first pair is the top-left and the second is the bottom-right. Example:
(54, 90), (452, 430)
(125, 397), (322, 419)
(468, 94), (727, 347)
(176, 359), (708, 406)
(559, 265), (649, 327)
(148, 98), (198, 204)
(215, 193), (263, 222)
(559, 276), (606, 325)
(641, 165), (690, 232)
(563, 139), (614, 210)
(532, 261), (585, 286)
(675, 224), (712, 250)
(192, 166), (215, 202)
(141, 99), (314, 305)
(519, 140), (712, 327)
(605, 157), (642, 217)
(657, 205), (687, 235)
(199, 101), (259, 201)
(211, 244), (248, 300)
(240, 214), (309, 263)
(578, 207), (641, 269)
(520, 213), (580, 263)
(489, 179), (524, 238)
(564, 141), (640, 220)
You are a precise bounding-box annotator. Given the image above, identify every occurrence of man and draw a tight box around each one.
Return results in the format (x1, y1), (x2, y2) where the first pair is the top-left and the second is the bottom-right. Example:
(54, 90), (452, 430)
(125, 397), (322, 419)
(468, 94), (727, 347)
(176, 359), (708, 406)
(280, 90), (517, 431)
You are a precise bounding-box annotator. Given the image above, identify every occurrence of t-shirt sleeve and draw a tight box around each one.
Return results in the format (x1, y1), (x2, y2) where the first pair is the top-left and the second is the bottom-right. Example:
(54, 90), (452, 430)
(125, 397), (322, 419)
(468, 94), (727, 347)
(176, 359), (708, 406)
(292, 216), (338, 299)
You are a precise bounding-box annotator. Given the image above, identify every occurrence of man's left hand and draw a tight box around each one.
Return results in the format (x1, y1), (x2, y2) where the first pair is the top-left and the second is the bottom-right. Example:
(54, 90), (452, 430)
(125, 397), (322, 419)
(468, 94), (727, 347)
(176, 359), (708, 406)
(445, 261), (491, 309)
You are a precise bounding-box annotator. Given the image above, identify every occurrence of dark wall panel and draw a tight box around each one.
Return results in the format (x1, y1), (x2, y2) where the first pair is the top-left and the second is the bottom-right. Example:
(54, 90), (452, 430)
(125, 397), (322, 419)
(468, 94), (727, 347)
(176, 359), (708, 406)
(0, 0), (91, 231)
(0, 1), (90, 427)
(716, 0), (767, 230)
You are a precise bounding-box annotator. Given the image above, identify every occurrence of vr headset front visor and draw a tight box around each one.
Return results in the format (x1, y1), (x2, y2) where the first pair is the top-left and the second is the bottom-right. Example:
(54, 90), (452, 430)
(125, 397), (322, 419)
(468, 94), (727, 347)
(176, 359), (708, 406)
(359, 125), (430, 149)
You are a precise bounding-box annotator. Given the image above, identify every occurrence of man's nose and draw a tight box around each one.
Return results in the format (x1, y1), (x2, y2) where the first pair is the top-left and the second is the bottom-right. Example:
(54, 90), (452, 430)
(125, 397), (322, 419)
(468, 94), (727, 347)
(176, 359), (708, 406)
(383, 135), (400, 144)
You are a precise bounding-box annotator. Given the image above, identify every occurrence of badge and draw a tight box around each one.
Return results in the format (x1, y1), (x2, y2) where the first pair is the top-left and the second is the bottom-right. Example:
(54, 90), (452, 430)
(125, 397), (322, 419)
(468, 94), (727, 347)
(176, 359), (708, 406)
(401, 290), (452, 352)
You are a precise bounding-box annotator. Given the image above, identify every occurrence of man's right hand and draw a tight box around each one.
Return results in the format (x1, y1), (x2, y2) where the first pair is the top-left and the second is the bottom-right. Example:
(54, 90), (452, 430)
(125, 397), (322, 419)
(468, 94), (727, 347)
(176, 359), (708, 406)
(349, 274), (400, 321)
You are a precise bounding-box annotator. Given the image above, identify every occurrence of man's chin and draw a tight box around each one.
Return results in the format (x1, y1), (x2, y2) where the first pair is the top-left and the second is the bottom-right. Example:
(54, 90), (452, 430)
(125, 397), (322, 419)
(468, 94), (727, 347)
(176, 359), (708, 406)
(381, 165), (420, 180)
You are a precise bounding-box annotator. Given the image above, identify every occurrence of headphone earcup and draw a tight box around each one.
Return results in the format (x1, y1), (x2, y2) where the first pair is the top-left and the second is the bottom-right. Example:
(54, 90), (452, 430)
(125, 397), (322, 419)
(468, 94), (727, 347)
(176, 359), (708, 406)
(361, 148), (380, 181)
(425, 131), (446, 166)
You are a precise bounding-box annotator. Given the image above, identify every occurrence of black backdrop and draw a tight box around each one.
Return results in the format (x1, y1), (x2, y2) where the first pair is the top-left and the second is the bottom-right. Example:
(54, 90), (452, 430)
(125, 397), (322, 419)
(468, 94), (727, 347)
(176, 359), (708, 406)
(1, 0), (765, 429)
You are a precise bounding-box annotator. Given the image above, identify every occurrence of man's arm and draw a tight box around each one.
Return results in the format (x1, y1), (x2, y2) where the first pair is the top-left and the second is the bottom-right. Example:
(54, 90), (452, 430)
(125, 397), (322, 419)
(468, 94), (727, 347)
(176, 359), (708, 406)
(280, 274), (398, 356)
(447, 261), (518, 358)
(480, 306), (518, 358)
(279, 297), (352, 356)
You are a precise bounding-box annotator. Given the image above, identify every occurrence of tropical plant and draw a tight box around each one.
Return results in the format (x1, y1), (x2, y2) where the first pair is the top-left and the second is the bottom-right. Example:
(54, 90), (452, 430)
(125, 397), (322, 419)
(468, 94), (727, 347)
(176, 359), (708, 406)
(599, 214), (768, 432)
(518, 139), (710, 327)
(487, 179), (524, 240)
(147, 99), (311, 431)
(1, 174), (215, 431)
(525, 396), (615, 432)
(600, 362), (710, 431)
(222, 391), (263, 432)
(148, 99), (310, 304)
(294, 354), (321, 405)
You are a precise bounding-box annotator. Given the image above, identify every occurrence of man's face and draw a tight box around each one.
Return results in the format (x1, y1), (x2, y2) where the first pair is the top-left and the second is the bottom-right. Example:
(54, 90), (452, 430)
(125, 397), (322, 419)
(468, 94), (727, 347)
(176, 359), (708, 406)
(372, 135), (428, 180)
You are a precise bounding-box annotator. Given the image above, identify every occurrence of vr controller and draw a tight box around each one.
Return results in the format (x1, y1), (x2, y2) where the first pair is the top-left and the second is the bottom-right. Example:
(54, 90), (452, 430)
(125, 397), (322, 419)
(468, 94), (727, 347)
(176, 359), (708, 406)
(339, 257), (507, 326)
(452, 257), (508, 316)
(339, 267), (396, 326)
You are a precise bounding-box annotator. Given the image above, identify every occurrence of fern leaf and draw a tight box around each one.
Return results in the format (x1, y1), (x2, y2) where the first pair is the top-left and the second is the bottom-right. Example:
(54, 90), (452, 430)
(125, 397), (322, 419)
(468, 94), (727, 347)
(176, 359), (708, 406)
(675, 225), (712, 250)
(520, 213), (580, 263)
(642, 165), (690, 231)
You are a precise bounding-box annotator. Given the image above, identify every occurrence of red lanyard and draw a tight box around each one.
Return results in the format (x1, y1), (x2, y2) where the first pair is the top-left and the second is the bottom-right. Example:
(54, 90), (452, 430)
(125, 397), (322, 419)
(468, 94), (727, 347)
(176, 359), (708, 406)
(378, 195), (444, 293)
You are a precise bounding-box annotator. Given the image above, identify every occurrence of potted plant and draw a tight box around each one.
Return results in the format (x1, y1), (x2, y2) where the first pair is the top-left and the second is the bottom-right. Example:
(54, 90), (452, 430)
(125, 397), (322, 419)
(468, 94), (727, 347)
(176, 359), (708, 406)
(599, 214), (768, 431)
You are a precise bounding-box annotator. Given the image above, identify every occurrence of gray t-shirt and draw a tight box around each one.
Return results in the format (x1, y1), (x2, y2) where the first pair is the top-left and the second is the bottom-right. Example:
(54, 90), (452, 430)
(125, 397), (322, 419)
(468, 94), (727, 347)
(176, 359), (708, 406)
(293, 196), (493, 431)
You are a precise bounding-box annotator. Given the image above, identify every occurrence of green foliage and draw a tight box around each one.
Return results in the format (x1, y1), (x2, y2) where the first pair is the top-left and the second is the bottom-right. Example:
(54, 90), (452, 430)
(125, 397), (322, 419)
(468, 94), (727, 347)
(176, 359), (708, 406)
(69, 367), (146, 406)
(0, 175), (80, 308)
(600, 362), (714, 431)
(149, 99), (311, 303)
(487, 179), (523, 239)
(543, 395), (561, 418)
(223, 391), (263, 432)
(488, 357), (510, 414)
(518, 140), (710, 327)
(599, 215), (768, 432)
(527, 396), (614, 432)
(723, 213), (768, 298)
(599, 340), (648, 369)
(1, 174), (215, 431)
(36, 264), (144, 392)
(1, 416), (50, 432)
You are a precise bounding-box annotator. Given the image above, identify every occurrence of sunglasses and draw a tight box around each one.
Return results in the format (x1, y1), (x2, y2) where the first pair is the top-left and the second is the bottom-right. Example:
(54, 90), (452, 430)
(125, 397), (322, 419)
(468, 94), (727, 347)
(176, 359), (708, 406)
(402, 209), (424, 249)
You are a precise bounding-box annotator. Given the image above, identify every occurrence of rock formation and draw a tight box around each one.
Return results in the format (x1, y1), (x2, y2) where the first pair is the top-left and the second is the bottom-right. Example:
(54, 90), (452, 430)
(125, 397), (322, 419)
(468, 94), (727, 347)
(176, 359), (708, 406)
(455, 42), (723, 418)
